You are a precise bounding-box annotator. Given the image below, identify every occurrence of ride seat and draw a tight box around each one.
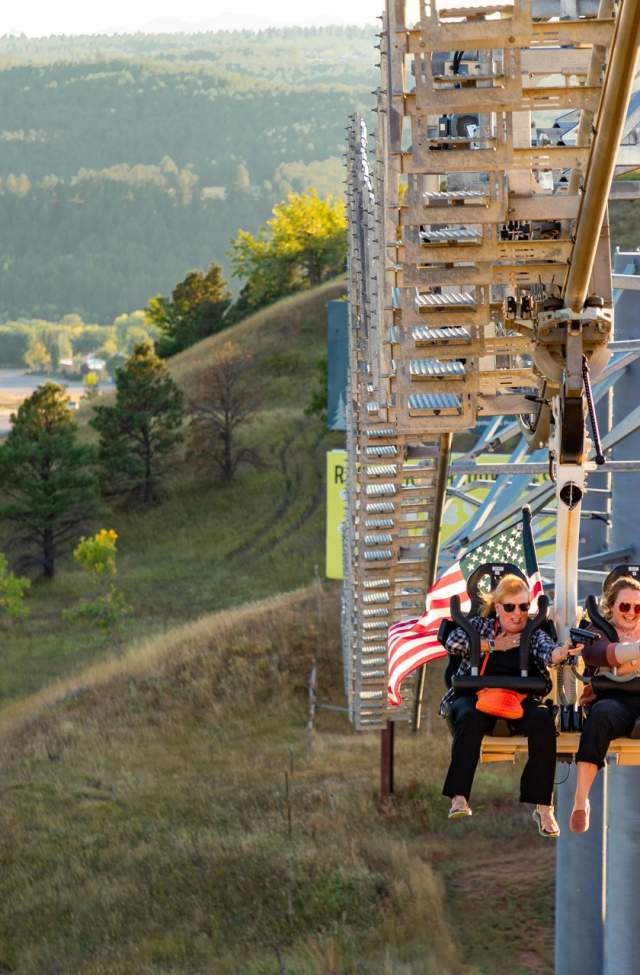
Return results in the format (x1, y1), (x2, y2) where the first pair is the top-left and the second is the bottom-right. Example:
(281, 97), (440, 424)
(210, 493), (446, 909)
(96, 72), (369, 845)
(584, 565), (640, 736)
(438, 561), (553, 737)
(439, 562), (530, 687)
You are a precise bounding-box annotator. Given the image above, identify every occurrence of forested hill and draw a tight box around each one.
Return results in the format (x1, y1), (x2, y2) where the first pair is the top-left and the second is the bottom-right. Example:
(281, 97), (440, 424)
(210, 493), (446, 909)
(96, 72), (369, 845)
(0, 27), (375, 321)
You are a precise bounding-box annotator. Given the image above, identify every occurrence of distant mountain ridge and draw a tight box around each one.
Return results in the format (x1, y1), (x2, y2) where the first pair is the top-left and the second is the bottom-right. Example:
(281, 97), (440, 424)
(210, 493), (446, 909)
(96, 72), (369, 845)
(139, 14), (275, 33)
(0, 27), (375, 321)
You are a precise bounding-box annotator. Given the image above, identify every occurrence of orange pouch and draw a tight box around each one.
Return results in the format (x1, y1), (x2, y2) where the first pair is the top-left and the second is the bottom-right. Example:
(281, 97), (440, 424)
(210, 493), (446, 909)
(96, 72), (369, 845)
(475, 651), (526, 720)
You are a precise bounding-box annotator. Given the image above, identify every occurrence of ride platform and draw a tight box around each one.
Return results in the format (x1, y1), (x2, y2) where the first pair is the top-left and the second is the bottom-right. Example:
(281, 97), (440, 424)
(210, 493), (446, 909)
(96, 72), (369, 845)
(481, 734), (640, 765)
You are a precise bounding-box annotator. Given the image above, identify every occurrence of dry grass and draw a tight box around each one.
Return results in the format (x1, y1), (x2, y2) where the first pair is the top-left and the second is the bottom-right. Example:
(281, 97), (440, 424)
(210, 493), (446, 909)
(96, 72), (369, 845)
(0, 279), (553, 973)
(169, 278), (346, 396)
(0, 585), (553, 975)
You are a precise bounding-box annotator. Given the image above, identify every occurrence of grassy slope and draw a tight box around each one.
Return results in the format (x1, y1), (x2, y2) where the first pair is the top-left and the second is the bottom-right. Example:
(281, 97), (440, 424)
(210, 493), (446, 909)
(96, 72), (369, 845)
(0, 278), (554, 974)
(0, 280), (345, 704)
(0, 587), (553, 975)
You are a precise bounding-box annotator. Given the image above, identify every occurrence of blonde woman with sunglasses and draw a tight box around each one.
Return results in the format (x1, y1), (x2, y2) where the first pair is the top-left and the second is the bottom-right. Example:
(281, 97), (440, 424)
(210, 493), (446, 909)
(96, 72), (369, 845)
(442, 574), (573, 836)
(570, 576), (640, 833)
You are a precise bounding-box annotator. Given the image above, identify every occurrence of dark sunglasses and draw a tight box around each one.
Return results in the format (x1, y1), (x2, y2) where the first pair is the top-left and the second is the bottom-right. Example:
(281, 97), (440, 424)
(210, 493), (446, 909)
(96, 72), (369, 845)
(617, 601), (640, 615)
(500, 602), (530, 613)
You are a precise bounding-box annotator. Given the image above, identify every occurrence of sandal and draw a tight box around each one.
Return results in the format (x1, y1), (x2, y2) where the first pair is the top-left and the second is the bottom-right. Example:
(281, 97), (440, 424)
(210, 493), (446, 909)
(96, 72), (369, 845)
(569, 800), (590, 834)
(448, 798), (472, 820)
(533, 806), (560, 838)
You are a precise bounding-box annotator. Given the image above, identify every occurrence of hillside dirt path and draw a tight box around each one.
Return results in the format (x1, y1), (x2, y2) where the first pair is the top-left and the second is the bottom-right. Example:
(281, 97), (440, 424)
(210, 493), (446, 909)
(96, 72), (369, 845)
(274, 423), (326, 541)
(226, 420), (326, 565)
(441, 830), (554, 974)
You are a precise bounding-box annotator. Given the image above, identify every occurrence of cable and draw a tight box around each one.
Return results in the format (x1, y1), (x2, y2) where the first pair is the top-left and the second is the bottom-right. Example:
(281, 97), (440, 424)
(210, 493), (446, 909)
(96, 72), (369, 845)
(582, 355), (605, 465)
(452, 50), (464, 75)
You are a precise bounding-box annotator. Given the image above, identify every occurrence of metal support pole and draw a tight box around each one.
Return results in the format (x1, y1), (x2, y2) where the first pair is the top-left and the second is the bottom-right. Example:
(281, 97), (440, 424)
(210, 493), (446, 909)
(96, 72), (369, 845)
(554, 382), (607, 975)
(380, 720), (395, 803)
(552, 457), (583, 641)
(604, 767), (640, 973)
(555, 763), (607, 975)
(604, 254), (640, 973)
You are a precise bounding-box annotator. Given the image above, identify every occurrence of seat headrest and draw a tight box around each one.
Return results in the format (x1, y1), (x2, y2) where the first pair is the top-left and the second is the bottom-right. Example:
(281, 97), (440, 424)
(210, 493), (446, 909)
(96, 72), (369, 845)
(585, 594), (617, 643)
(465, 561), (528, 616)
(603, 564), (640, 593)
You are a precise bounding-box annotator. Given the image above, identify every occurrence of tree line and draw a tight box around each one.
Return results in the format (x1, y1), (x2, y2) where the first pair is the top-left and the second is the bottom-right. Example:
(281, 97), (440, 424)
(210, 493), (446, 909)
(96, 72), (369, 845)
(149, 189), (347, 356)
(0, 27), (374, 320)
(0, 312), (156, 371)
(0, 179), (342, 583)
(0, 187), (347, 367)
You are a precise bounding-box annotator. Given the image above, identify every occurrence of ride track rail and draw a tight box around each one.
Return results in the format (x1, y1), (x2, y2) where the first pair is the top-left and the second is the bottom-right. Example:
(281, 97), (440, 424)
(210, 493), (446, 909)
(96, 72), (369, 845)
(344, 0), (640, 744)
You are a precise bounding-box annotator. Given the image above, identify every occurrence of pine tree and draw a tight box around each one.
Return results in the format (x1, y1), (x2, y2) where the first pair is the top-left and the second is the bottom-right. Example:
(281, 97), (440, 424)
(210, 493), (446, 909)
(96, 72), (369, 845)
(0, 383), (103, 579)
(146, 263), (232, 358)
(91, 344), (184, 503)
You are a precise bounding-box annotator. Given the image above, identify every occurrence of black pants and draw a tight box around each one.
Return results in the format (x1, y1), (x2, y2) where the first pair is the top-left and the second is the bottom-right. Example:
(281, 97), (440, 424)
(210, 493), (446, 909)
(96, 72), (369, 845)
(442, 693), (557, 805)
(576, 695), (640, 769)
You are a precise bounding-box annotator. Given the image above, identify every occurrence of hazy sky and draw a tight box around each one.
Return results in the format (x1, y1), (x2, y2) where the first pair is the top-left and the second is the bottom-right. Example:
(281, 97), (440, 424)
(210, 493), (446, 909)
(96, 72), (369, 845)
(0, 0), (382, 36)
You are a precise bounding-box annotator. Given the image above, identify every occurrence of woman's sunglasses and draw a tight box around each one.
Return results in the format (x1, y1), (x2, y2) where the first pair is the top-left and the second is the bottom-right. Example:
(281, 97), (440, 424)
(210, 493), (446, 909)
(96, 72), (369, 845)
(616, 601), (640, 615)
(500, 602), (530, 613)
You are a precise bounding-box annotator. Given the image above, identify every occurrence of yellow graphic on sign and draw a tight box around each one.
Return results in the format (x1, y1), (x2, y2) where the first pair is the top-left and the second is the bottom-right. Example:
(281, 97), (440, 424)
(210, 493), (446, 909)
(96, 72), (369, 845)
(326, 449), (347, 579)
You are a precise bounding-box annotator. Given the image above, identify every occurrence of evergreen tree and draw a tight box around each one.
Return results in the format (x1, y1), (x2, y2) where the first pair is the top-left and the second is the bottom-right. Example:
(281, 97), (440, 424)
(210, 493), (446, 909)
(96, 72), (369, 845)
(147, 263), (232, 358)
(91, 344), (184, 503)
(0, 383), (102, 579)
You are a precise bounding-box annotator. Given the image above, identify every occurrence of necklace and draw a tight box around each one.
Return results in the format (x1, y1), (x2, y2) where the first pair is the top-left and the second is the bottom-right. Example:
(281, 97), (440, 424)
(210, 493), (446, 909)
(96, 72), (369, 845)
(496, 622), (520, 646)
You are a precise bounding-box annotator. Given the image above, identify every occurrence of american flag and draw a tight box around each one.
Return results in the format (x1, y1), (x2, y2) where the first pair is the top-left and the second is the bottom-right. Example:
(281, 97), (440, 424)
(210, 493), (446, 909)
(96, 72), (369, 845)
(387, 509), (543, 706)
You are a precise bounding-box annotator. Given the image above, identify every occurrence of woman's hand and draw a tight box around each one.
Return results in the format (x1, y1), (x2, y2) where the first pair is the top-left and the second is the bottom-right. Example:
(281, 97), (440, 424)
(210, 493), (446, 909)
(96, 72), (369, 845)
(480, 633), (522, 653)
(551, 639), (582, 666)
(616, 658), (640, 676)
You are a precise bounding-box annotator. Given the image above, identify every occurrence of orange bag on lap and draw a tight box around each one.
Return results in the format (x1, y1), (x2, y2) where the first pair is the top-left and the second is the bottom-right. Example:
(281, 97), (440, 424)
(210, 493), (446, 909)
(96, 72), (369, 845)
(475, 651), (526, 720)
(476, 687), (527, 720)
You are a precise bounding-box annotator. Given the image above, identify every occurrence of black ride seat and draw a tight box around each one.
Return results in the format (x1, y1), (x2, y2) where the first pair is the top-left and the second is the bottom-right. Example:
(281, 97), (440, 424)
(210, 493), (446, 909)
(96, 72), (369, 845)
(438, 561), (555, 737)
(584, 564), (640, 738)
(439, 562), (528, 688)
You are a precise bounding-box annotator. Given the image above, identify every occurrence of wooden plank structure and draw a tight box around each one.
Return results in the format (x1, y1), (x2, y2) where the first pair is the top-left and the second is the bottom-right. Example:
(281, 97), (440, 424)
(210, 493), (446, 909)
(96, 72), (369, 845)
(343, 0), (640, 762)
(382, 0), (614, 435)
(344, 117), (453, 728)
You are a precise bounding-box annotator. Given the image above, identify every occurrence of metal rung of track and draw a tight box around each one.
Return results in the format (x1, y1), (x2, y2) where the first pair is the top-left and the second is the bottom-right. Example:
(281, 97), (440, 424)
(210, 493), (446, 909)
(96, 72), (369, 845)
(408, 392), (463, 413)
(365, 444), (398, 456)
(410, 359), (466, 378)
(415, 291), (476, 309)
(365, 502), (396, 513)
(412, 325), (472, 344)
(419, 227), (483, 243)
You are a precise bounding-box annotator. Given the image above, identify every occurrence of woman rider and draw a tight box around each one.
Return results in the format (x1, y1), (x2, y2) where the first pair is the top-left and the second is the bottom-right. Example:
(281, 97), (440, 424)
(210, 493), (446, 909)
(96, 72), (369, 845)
(442, 573), (574, 836)
(570, 576), (640, 833)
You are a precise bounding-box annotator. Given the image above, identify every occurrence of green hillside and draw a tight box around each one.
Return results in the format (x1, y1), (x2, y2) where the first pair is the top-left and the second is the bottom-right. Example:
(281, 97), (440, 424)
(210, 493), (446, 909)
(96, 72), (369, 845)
(0, 279), (345, 706)
(0, 28), (374, 320)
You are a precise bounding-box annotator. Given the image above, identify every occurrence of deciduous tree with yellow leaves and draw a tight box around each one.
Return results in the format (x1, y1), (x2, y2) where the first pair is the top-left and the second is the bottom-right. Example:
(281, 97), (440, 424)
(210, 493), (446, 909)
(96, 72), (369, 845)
(229, 189), (347, 313)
